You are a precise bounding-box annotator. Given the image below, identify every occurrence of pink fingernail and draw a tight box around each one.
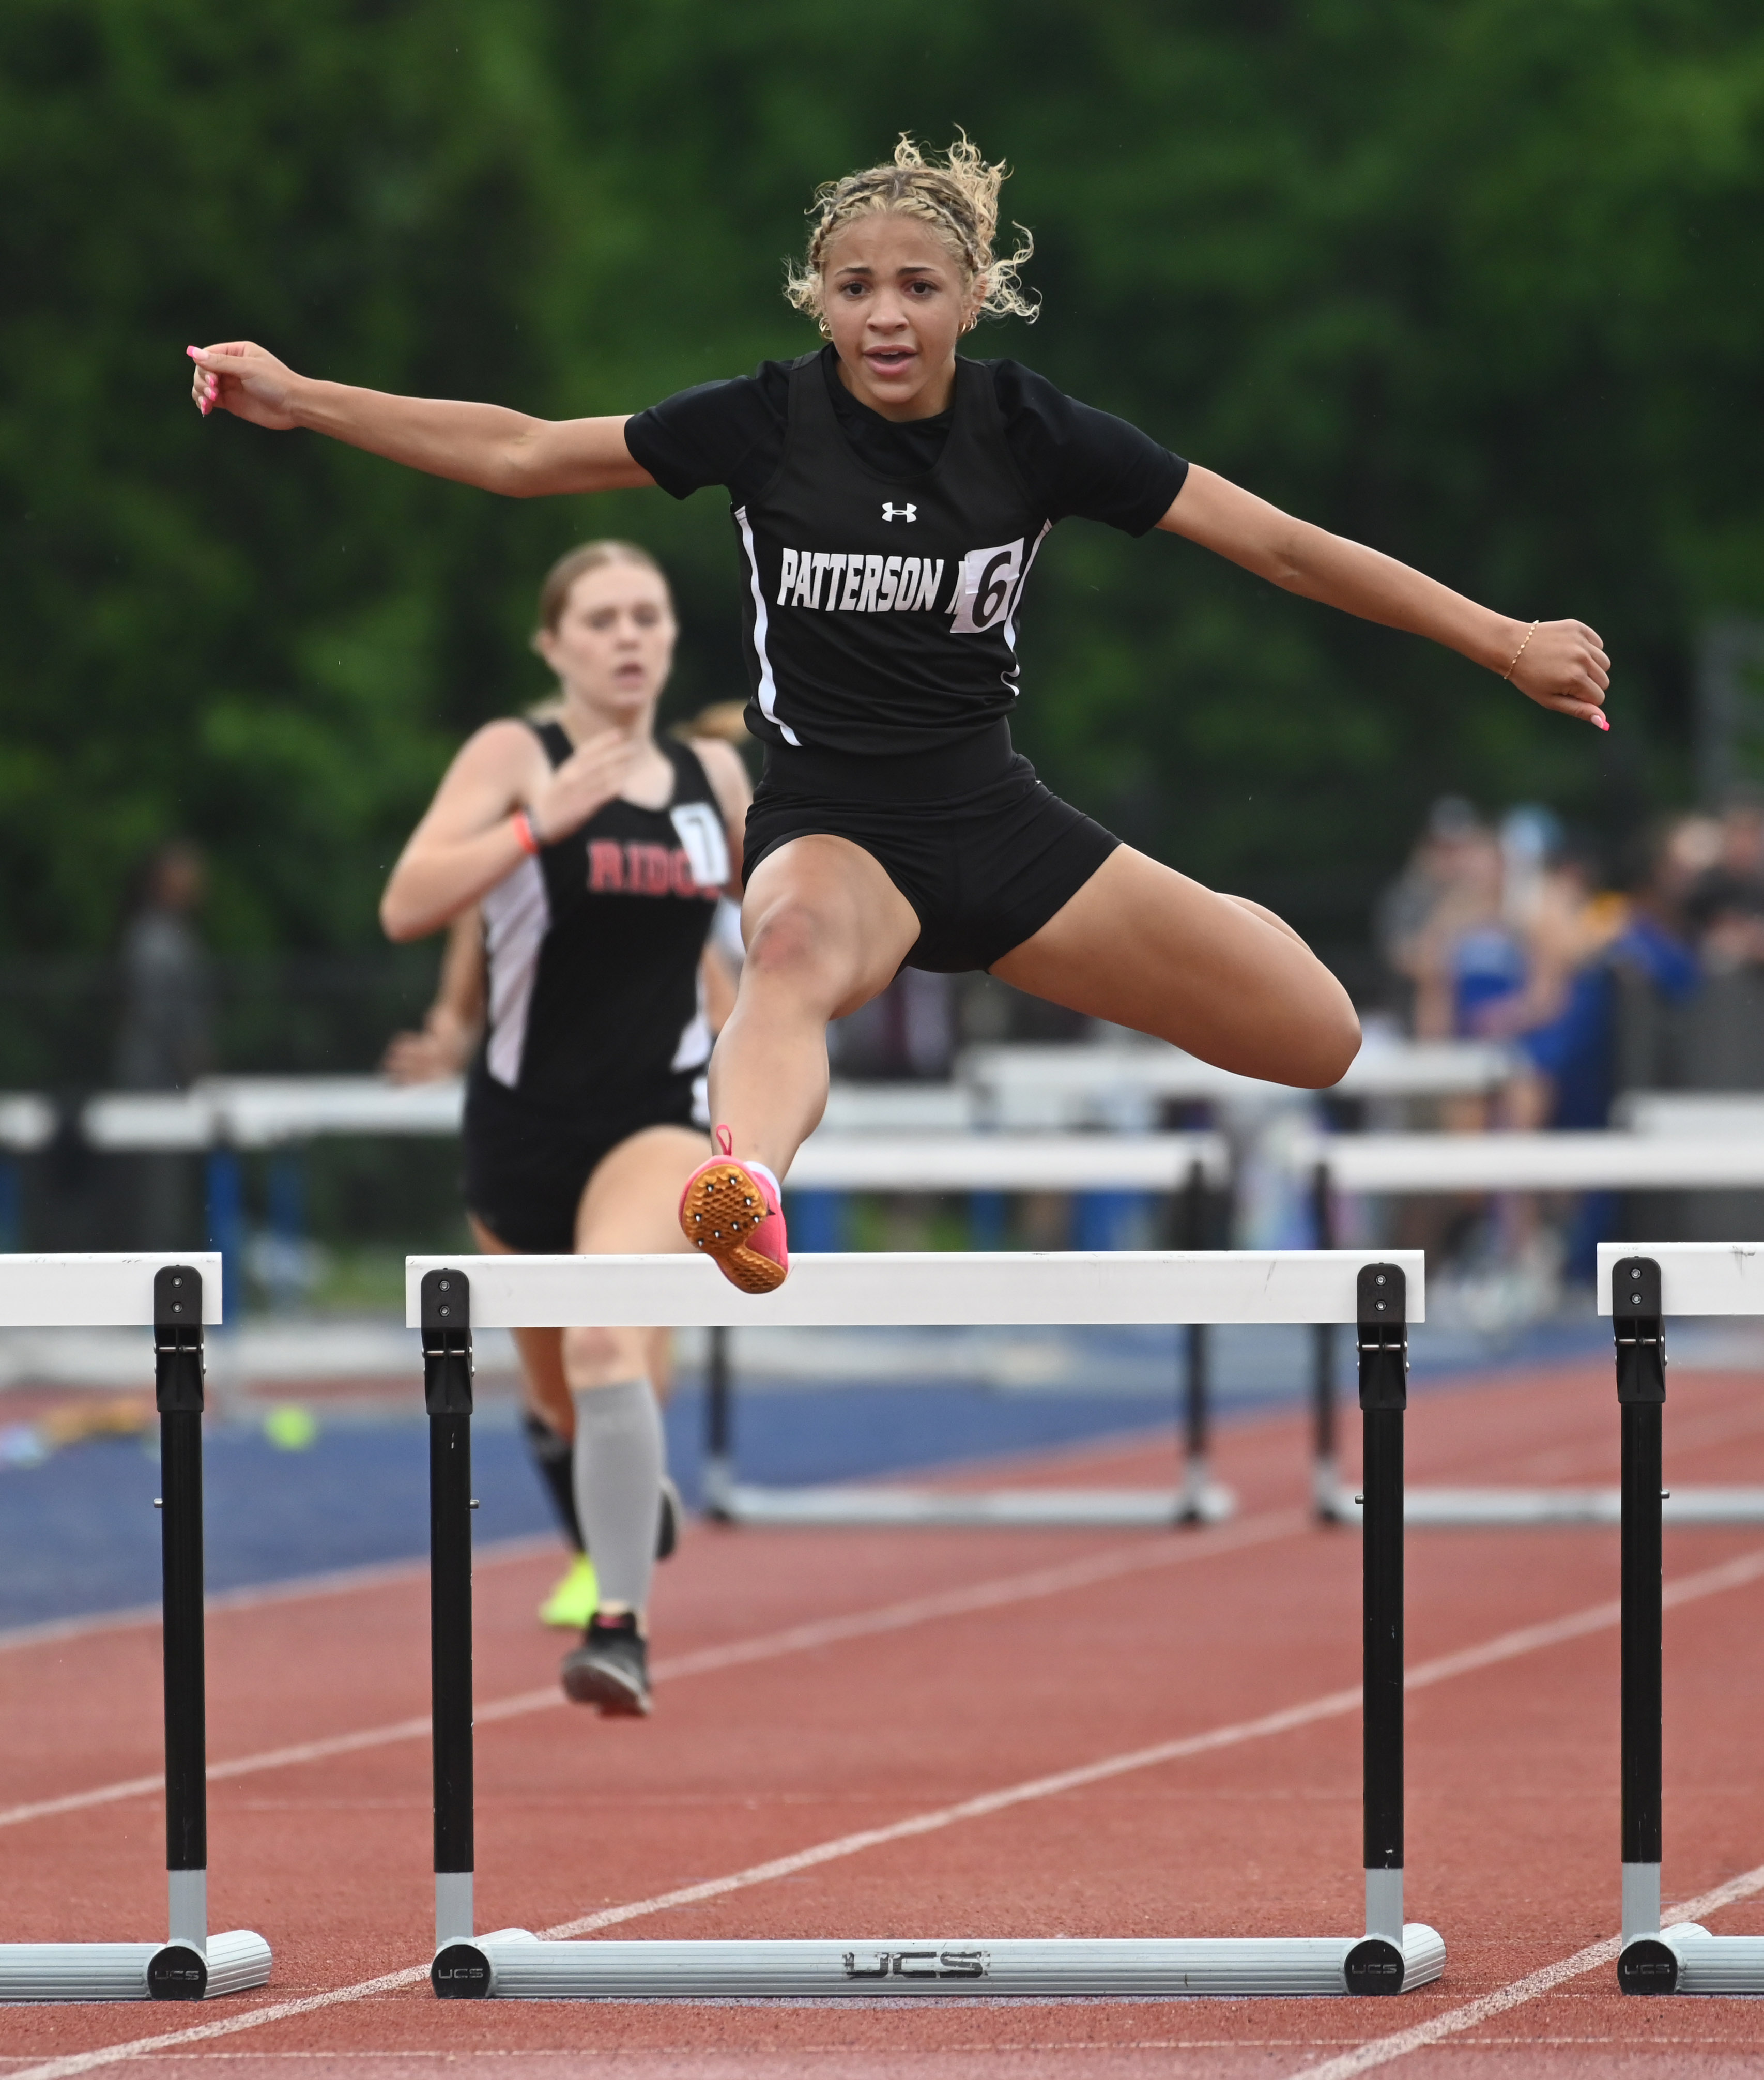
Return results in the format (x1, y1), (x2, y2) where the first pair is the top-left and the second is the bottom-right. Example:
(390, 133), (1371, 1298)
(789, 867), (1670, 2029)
(1592, 712), (1610, 732)
(186, 346), (201, 359)
(198, 397), (211, 417)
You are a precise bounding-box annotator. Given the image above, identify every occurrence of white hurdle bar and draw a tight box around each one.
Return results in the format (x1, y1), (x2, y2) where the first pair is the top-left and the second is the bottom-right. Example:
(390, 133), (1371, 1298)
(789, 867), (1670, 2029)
(710, 1133), (1233, 1527)
(80, 1076), (468, 1152)
(1305, 1134), (1764, 1527)
(1603, 1245), (1764, 1996)
(959, 1039), (1515, 1125)
(407, 1249), (1443, 2000)
(0, 1255), (271, 2005)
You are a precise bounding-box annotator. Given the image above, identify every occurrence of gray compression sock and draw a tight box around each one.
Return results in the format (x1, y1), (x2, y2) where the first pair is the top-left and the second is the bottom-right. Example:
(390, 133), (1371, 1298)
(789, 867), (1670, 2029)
(571, 1379), (664, 1617)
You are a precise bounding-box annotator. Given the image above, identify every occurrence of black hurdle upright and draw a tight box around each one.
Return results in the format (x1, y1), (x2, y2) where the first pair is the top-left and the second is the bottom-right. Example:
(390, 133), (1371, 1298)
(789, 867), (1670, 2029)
(158, 1263), (210, 1970)
(0, 1263), (272, 2003)
(1356, 1261), (1409, 1955)
(1312, 1162), (1349, 1521)
(1614, 1254), (1666, 1989)
(421, 1266), (479, 1965)
(702, 1325), (734, 1522)
(1175, 1157), (1219, 1524)
(152, 1265), (274, 1996)
(1610, 1254), (1764, 1996)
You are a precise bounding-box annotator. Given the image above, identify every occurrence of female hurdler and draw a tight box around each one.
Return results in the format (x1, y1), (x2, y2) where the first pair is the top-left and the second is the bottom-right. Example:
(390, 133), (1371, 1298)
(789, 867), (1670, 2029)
(189, 135), (1609, 1300)
(381, 539), (748, 1714)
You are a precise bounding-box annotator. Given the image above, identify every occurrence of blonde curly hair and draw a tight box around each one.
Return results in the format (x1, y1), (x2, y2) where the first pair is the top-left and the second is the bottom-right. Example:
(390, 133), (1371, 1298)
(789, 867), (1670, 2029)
(784, 133), (1038, 337)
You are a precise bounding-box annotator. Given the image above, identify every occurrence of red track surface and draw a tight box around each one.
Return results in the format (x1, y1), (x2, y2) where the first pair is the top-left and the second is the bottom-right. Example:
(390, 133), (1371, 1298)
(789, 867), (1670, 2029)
(6, 1360), (1764, 2077)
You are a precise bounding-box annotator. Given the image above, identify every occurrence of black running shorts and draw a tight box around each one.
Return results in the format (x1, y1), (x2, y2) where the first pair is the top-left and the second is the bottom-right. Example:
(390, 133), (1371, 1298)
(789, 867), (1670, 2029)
(463, 1069), (706, 1256)
(741, 723), (1119, 974)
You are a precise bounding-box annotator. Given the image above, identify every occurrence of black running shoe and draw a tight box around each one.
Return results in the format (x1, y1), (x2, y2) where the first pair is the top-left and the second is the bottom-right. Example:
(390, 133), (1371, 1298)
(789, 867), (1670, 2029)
(656, 1474), (681, 1561)
(560, 1612), (651, 1716)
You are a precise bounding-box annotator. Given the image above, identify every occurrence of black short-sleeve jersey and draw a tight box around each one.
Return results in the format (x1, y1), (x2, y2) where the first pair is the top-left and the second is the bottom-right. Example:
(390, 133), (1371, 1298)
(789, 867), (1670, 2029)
(627, 347), (1186, 535)
(624, 350), (1188, 758)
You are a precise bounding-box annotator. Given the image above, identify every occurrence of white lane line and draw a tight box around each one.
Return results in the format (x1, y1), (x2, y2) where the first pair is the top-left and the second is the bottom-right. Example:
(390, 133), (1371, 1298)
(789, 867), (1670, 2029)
(0, 1538), (557, 1657)
(16, 1544), (1764, 2080)
(1293, 1861), (1764, 2080)
(3, 1965), (434, 2080)
(1289, 1559), (1764, 2079)
(0, 1510), (1308, 1832)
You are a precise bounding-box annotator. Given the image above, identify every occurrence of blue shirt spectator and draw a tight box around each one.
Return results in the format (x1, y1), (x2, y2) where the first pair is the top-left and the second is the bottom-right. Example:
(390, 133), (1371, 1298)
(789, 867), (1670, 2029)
(1519, 913), (1700, 1129)
(1452, 924), (1530, 1039)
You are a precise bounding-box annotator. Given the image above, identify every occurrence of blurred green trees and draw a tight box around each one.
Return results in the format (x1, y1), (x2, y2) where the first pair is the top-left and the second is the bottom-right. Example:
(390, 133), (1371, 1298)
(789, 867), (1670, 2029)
(5, 0), (1764, 963)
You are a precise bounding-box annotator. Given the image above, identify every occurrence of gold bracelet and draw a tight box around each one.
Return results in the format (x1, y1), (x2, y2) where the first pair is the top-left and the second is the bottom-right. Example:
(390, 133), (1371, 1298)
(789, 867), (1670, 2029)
(1502, 621), (1539, 680)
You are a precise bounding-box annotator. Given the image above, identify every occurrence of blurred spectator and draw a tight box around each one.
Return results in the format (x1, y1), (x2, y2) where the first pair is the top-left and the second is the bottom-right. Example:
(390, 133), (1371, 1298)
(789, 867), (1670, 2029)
(1380, 805), (1720, 1300)
(1509, 825), (1703, 1281)
(115, 840), (212, 1092)
(1376, 796), (1483, 1028)
(1398, 813), (1530, 1043)
(1508, 843), (1697, 1130)
(114, 839), (212, 1249)
(1686, 792), (1764, 970)
(1646, 813), (1723, 935)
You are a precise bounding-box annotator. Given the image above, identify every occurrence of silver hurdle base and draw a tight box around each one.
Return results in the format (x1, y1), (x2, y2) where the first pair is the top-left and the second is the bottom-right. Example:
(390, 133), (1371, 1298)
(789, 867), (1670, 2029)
(0, 1930), (274, 2004)
(435, 1925), (1447, 1999)
(705, 1471), (1235, 1528)
(1618, 1860), (1764, 1995)
(1315, 1484), (1764, 1528)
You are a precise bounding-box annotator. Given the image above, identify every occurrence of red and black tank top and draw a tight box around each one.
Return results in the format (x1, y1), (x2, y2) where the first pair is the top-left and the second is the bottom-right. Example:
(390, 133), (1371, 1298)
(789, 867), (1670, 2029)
(732, 353), (1053, 761)
(473, 728), (727, 1113)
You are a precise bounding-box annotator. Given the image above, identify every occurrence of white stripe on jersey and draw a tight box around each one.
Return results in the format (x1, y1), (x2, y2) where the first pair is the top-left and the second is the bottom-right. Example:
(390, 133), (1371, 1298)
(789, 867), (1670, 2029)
(734, 503), (800, 746)
(1002, 521), (1053, 661)
(669, 966), (713, 1078)
(481, 855), (549, 1088)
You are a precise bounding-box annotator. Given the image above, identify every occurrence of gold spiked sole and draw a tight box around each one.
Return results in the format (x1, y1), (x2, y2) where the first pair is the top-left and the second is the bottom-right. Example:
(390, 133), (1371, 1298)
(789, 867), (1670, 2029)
(681, 1161), (788, 1294)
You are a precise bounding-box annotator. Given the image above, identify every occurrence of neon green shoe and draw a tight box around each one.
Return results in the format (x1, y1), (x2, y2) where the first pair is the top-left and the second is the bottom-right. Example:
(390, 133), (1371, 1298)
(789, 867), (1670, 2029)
(538, 1552), (598, 1630)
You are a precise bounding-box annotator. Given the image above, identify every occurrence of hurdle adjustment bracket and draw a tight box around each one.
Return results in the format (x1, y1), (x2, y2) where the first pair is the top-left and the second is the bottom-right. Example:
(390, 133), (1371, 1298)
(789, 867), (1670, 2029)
(422, 1266), (473, 1415)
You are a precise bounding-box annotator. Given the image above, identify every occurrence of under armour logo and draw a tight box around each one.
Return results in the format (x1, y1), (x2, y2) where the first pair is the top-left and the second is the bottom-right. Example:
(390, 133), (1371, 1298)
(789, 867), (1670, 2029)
(882, 502), (917, 523)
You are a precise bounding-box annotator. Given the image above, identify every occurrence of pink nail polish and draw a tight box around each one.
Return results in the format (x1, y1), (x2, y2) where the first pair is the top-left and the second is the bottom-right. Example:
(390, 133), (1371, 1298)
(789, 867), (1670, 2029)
(186, 346), (201, 359)
(1593, 712), (1610, 732)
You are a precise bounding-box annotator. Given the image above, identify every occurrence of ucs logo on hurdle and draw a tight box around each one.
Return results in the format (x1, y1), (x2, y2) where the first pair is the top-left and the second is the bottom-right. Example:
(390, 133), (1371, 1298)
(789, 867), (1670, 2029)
(842, 1948), (988, 1980)
(144, 1946), (209, 2001)
(430, 1945), (491, 1994)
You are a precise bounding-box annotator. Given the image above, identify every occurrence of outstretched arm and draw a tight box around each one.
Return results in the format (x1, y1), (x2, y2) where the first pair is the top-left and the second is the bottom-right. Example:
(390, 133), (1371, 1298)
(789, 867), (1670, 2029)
(1159, 466), (1609, 728)
(187, 341), (652, 498)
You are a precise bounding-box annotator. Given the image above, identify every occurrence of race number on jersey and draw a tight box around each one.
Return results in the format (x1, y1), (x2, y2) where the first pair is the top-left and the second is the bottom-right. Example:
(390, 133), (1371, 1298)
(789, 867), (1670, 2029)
(949, 539), (1025, 636)
(669, 801), (731, 891)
